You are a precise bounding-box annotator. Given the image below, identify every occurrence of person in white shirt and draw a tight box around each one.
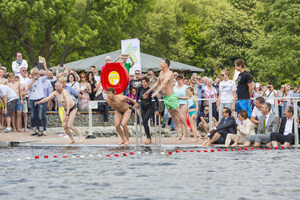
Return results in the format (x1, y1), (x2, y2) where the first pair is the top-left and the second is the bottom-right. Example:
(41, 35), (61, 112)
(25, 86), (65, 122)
(270, 106), (299, 147)
(262, 83), (277, 113)
(250, 96), (265, 128)
(19, 67), (30, 131)
(12, 52), (28, 77)
(0, 84), (19, 132)
(90, 66), (100, 82)
(217, 68), (237, 119)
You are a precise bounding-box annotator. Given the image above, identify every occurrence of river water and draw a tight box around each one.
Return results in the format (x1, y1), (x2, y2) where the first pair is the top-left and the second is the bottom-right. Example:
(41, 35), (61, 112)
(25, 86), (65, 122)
(0, 146), (299, 200)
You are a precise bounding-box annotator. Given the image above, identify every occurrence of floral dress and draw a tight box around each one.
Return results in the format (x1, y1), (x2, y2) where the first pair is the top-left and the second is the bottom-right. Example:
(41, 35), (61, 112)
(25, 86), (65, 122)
(78, 82), (90, 111)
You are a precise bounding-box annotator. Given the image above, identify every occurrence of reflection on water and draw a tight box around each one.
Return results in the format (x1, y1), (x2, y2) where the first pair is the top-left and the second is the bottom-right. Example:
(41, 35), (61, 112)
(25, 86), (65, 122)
(0, 147), (300, 200)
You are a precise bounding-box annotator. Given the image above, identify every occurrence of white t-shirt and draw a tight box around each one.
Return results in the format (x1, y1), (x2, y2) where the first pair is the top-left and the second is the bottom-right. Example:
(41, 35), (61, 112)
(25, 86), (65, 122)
(265, 90), (276, 105)
(0, 84), (19, 102)
(94, 75), (100, 82)
(252, 106), (263, 119)
(12, 60), (28, 76)
(219, 80), (237, 104)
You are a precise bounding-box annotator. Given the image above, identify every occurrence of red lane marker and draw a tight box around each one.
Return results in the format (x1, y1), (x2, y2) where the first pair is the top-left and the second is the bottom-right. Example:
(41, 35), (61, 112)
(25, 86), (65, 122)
(256, 147), (260, 150)
(63, 156), (67, 158)
(123, 153), (127, 156)
(106, 155), (110, 157)
(210, 149), (215, 152)
(168, 151), (172, 155)
(231, 149), (235, 151)
(281, 146), (285, 149)
(250, 147), (254, 150)
(114, 154), (119, 157)
(44, 155), (49, 158)
(244, 148), (248, 150)
(268, 148), (272, 150)
(274, 147), (279, 150)
(130, 152), (134, 155)
(35, 156), (39, 159)
(224, 149), (228, 151)
(190, 150), (194, 153)
(176, 150), (180, 153)
(53, 155), (58, 158)
(262, 148), (266, 150)
(217, 149), (222, 152)
(238, 149), (242, 151)
(287, 146), (291, 149)
(183, 150), (187, 152)
(204, 150), (208, 152)
(197, 150), (201, 152)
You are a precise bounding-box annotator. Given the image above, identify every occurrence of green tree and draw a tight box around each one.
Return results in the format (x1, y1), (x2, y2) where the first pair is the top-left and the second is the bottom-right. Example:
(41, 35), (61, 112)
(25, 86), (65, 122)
(246, 0), (300, 87)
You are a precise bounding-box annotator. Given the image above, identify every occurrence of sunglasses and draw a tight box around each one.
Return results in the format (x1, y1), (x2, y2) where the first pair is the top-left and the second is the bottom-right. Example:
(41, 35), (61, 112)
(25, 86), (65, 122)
(135, 73), (140, 75)
(192, 82), (196, 84)
(196, 78), (201, 80)
(204, 109), (209, 111)
(40, 74), (45, 76)
(81, 76), (86, 78)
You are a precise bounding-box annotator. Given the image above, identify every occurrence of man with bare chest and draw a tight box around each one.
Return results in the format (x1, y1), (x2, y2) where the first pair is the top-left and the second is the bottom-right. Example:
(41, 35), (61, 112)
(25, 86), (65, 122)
(144, 59), (189, 140)
(35, 81), (85, 144)
(8, 73), (22, 132)
(0, 67), (8, 129)
(105, 87), (138, 146)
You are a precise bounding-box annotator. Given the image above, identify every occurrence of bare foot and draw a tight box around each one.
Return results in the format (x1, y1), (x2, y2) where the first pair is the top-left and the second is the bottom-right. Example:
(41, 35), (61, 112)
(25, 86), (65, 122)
(77, 136), (84, 144)
(24, 129), (28, 132)
(124, 140), (129, 147)
(67, 140), (75, 144)
(17, 129), (23, 132)
(118, 140), (125, 145)
(13, 129), (17, 132)
(144, 138), (152, 145)
(191, 139), (199, 142)
(266, 142), (272, 147)
(181, 136), (186, 140)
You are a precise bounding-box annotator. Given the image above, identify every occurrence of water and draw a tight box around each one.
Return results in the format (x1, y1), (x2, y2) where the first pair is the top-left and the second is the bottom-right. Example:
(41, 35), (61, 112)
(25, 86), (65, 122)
(0, 146), (300, 200)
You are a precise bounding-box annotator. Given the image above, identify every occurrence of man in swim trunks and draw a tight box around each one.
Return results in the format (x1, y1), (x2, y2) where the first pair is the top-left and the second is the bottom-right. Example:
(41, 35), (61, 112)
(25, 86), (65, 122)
(105, 87), (138, 146)
(143, 59), (189, 140)
(35, 82), (85, 144)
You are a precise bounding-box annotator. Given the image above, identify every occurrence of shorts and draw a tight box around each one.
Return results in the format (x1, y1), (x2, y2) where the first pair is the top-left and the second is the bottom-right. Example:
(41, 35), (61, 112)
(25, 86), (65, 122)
(236, 99), (251, 117)
(64, 104), (78, 115)
(14, 99), (22, 111)
(5, 99), (18, 117)
(163, 93), (179, 110)
(22, 98), (28, 113)
(189, 110), (196, 117)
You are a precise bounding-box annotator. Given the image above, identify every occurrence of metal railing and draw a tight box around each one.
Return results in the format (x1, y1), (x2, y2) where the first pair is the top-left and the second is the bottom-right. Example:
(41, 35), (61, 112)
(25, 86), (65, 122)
(87, 96), (300, 146)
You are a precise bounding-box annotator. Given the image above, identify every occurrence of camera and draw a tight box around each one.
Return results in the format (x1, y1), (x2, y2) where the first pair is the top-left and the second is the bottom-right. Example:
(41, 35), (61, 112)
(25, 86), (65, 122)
(267, 86), (271, 89)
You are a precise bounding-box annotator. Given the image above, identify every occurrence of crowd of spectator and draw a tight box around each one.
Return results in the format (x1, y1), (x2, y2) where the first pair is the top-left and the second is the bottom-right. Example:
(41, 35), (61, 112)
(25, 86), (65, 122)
(0, 52), (300, 146)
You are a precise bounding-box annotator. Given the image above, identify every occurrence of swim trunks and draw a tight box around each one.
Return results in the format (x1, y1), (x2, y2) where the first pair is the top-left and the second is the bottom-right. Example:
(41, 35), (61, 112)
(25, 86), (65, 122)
(163, 93), (179, 110)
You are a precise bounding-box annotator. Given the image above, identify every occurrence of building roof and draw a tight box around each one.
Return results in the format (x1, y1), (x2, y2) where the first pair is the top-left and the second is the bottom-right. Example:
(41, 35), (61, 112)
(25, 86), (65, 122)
(53, 49), (204, 73)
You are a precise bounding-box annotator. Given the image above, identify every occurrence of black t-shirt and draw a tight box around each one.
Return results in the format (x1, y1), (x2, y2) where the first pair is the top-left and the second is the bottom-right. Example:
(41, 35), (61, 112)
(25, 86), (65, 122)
(129, 79), (141, 89)
(136, 86), (159, 111)
(237, 71), (252, 100)
(200, 112), (209, 123)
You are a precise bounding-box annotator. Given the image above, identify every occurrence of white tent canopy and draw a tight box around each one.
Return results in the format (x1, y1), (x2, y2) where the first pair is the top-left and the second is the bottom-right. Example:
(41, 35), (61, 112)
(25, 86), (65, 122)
(52, 50), (204, 73)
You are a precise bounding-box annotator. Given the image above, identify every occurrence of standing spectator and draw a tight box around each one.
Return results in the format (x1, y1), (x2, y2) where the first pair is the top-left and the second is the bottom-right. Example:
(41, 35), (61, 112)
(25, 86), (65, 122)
(284, 84), (292, 107)
(147, 68), (157, 88)
(183, 77), (190, 86)
(78, 72), (91, 111)
(40, 70), (52, 135)
(253, 83), (262, 98)
(7, 73), (22, 132)
(217, 68), (237, 119)
(94, 81), (109, 127)
(127, 87), (137, 105)
(66, 73), (80, 93)
(90, 66), (100, 82)
(113, 54), (135, 96)
(136, 76), (159, 145)
(87, 71), (99, 101)
(203, 78), (218, 121)
(48, 69), (57, 82)
(12, 51), (28, 77)
(0, 67), (8, 129)
(129, 70), (142, 89)
(262, 83), (277, 113)
(0, 84), (19, 132)
(290, 86), (299, 111)
(213, 77), (220, 95)
(235, 59), (253, 117)
(190, 80), (198, 96)
(244, 102), (279, 147)
(250, 97), (265, 129)
(195, 75), (204, 114)
(19, 66), (30, 131)
(27, 64), (50, 136)
(129, 73), (134, 80)
(101, 56), (111, 72)
(173, 72), (178, 86)
(186, 87), (199, 142)
(225, 110), (255, 147)
(173, 75), (189, 139)
(68, 69), (80, 82)
(277, 84), (287, 118)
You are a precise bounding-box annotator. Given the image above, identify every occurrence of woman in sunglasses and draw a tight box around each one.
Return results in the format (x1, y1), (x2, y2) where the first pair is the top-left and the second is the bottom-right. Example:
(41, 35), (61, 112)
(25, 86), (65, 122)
(78, 72), (91, 111)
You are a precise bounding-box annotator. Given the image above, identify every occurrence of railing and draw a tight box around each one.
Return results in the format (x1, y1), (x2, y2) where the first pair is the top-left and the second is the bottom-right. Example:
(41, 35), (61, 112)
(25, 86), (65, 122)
(87, 96), (300, 146)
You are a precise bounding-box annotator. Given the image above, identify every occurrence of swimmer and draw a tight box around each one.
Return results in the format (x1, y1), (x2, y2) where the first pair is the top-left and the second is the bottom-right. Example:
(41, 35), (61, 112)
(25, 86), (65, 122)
(186, 87), (199, 142)
(35, 82), (87, 144)
(105, 87), (138, 146)
(143, 59), (189, 140)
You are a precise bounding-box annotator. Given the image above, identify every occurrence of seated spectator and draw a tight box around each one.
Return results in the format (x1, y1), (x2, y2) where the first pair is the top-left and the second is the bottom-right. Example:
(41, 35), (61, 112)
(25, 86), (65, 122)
(244, 102), (279, 147)
(270, 106), (299, 148)
(225, 110), (255, 147)
(196, 105), (210, 136)
(251, 97), (265, 128)
(201, 107), (236, 147)
(94, 81), (109, 127)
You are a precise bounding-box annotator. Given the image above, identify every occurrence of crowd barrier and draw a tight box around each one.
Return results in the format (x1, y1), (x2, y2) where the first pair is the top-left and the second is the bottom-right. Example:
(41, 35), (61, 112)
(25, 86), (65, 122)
(87, 97), (300, 147)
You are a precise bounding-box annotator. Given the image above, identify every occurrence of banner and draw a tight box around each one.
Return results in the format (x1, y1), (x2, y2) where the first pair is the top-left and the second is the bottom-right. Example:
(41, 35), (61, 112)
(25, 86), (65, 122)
(121, 38), (141, 74)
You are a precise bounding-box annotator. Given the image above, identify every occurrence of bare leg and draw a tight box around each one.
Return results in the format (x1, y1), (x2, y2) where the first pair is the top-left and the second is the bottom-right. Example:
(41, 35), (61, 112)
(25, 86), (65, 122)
(271, 141), (278, 148)
(16, 111), (22, 132)
(23, 112), (28, 132)
(203, 132), (221, 147)
(121, 109), (132, 146)
(283, 142), (290, 147)
(179, 105), (188, 137)
(201, 137), (210, 146)
(114, 111), (125, 145)
(67, 108), (84, 143)
(189, 114), (198, 142)
(243, 142), (251, 146)
(253, 142), (261, 147)
(0, 110), (3, 129)
(12, 112), (16, 132)
(62, 112), (75, 144)
(171, 108), (189, 139)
